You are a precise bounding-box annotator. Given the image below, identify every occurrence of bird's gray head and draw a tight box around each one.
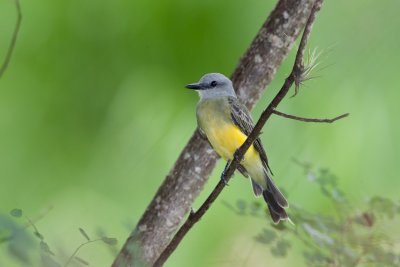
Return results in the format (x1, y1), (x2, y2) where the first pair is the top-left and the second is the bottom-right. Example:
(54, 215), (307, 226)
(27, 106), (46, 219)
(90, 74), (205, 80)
(185, 73), (236, 99)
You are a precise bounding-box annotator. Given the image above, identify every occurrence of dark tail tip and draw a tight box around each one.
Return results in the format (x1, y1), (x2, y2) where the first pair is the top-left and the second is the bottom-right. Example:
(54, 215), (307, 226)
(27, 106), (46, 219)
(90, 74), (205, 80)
(263, 189), (289, 224)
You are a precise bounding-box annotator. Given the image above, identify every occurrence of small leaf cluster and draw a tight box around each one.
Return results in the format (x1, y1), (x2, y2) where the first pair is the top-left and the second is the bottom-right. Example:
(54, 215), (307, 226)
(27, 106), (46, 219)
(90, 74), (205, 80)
(225, 163), (400, 266)
(1, 208), (118, 267)
(8, 208), (56, 265)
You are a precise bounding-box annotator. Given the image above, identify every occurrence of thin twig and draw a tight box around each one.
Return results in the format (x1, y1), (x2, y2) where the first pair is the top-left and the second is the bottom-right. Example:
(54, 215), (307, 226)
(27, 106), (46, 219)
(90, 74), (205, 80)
(24, 216), (41, 235)
(0, 207), (52, 244)
(22, 206), (53, 229)
(63, 238), (102, 267)
(152, 1), (324, 266)
(273, 109), (349, 123)
(0, 0), (22, 79)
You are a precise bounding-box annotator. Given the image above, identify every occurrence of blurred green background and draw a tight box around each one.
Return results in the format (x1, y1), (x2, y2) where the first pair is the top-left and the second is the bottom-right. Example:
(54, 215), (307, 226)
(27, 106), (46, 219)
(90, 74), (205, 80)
(1, 0), (399, 266)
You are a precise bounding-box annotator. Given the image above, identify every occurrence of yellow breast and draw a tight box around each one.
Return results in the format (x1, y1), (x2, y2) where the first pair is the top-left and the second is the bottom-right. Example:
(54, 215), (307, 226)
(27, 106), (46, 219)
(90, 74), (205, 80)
(207, 122), (258, 161)
(196, 98), (259, 162)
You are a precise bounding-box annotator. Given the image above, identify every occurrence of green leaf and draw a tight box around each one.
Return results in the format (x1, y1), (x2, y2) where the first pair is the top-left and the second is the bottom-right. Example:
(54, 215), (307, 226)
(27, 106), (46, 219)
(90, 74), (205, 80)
(271, 239), (291, 257)
(34, 231), (44, 240)
(303, 251), (331, 265)
(10, 209), (23, 218)
(40, 241), (55, 256)
(255, 228), (276, 244)
(101, 237), (117, 246)
(79, 228), (90, 241)
(317, 169), (337, 187)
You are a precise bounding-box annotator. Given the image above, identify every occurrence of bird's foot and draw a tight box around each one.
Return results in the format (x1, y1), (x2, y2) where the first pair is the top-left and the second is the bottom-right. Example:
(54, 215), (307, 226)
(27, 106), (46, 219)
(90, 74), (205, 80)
(220, 160), (231, 186)
(220, 172), (230, 186)
(233, 149), (242, 163)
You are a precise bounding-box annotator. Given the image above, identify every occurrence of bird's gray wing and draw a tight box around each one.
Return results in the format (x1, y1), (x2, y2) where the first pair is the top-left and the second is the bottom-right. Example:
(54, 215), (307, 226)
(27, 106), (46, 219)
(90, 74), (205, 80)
(197, 127), (208, 140)
(228, 97), (272, 173)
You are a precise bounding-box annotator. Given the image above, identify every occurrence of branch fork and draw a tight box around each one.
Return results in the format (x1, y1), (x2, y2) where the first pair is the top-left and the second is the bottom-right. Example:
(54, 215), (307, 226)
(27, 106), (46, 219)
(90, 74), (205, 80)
(273, 109), (349, 123)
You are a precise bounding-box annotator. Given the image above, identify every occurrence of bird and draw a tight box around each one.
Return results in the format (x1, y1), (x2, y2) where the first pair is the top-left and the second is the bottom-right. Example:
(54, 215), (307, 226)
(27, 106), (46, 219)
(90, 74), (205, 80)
(186, 73), (289, 223)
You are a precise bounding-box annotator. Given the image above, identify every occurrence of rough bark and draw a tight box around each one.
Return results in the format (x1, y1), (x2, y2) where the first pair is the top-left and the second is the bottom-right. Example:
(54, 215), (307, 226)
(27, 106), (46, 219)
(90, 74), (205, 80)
(112, 0), (316, 266)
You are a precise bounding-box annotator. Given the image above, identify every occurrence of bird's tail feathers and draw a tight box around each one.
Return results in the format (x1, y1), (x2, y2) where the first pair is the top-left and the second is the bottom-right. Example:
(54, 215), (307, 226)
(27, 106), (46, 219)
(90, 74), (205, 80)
(262, 170), (289, 224)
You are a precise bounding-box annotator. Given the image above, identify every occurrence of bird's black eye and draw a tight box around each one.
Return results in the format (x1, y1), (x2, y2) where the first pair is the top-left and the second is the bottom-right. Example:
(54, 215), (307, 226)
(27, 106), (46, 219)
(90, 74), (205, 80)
(210, 81), (217, 87)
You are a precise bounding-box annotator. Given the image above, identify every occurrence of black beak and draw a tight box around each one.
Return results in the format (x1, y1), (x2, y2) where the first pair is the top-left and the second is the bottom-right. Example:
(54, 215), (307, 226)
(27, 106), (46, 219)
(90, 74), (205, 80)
(185, 83), (206, 90)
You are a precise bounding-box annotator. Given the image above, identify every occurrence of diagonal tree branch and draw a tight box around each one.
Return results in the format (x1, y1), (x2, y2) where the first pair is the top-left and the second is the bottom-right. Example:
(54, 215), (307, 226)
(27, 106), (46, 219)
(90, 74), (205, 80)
(0, 0), (22, 79)
(273, 109), (349, 123)
(153, 1), (324, 266)
(113, 1), (318, 266)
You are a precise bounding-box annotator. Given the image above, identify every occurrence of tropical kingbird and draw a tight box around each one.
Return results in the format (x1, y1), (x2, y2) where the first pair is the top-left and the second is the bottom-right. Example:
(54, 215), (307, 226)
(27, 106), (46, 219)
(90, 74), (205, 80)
(186, 73), (289, 223)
